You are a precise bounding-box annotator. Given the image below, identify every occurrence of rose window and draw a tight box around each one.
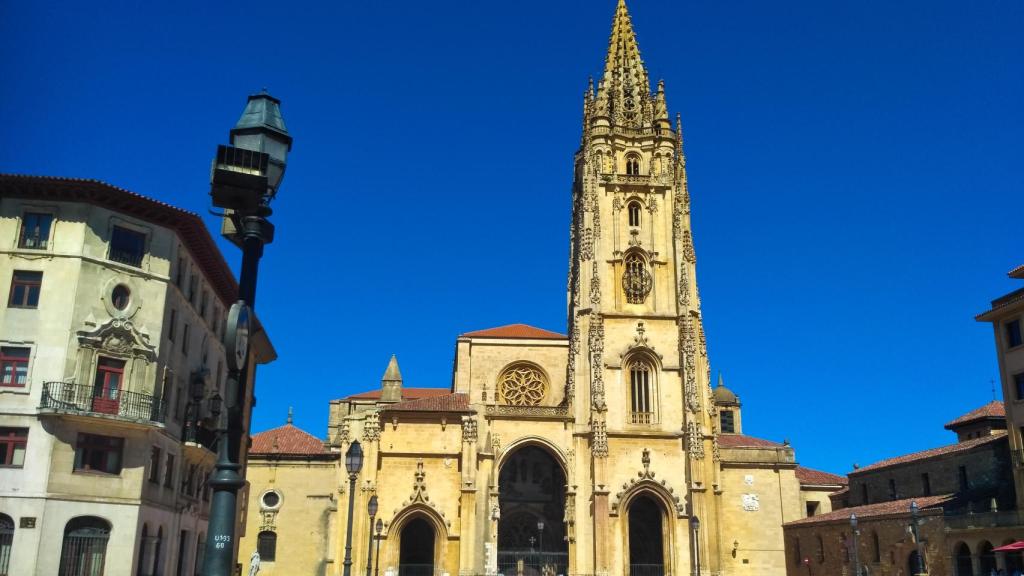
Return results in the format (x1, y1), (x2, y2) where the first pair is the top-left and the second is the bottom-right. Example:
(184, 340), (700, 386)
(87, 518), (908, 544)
(622, 253), (652, 304)
(499, 364), (547, 406)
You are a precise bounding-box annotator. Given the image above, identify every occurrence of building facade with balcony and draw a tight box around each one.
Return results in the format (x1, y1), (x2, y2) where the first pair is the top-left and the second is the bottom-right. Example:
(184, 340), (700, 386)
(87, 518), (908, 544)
(782, 401), (1022, 576)
(0, 175), (275, 576)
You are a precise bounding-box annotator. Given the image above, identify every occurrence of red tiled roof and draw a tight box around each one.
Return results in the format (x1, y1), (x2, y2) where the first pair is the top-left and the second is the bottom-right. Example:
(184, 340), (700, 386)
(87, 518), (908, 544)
(344, 388), (451, 401)
(382, 393), (470, 413)
(0, 174), (240, 309)
(250, 424), (326, 456)
(1010, 263), (1024, 279)
(944, 400), (1006, 430)
(718, 434), (785, 448)
(785, 494), (953, 526)
(460, 324), (567, 340)
(795, 466), (847, 487)
(853, 434), (1006, 474)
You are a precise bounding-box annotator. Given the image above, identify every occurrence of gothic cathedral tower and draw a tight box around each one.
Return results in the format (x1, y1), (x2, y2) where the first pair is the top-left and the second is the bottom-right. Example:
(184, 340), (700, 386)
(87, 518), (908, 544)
(568, 0), (721, 573)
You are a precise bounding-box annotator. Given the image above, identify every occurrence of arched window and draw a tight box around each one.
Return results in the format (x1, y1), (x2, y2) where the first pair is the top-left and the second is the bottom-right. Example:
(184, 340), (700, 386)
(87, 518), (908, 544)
(58, 516), (111, 576)
(136, 524), (148, 576)
(153, 527), (163, 576)
(628, 357), (654, 424)
(841, 533), (849, 563)
(720, 410), (735, 434)
(816, 535), (825, 563)
(626, 154), (641, 176)
(793, 537), (802, 567)
(871, 531), (880, 563)
(622, 253), (652, 304)
(627, 202), (642, 227)
(194, 532), (205, 576)
(257, 531), (277, 562)
(0, 513), (13, 576)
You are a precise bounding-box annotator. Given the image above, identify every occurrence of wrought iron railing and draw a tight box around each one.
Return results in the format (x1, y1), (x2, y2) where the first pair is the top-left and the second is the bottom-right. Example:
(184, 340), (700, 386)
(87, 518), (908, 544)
(396, 565), (434, 576)
(40, 381), (164, 423)
(109, 247), (143, 267)
(944, 510), (1024, 530)
(497, 551), (569, 576)
(630, 411), (655, 424)
(629, 565), (666, 576)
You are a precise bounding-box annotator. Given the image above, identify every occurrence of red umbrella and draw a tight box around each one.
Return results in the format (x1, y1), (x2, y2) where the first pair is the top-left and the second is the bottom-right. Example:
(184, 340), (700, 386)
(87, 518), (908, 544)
(994, 541), (1024, 552)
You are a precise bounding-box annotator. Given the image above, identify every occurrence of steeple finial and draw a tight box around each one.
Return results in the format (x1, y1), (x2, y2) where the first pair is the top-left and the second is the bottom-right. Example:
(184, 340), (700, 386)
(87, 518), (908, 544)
(717, 371), (724, 388)
(597, 0), (651, 126)
(287, 406), (293, 424)
(381, 354), (403, 402)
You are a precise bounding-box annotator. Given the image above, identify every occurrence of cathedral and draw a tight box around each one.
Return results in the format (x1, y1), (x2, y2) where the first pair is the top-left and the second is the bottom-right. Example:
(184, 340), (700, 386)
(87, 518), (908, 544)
(238, 2), (843, 575)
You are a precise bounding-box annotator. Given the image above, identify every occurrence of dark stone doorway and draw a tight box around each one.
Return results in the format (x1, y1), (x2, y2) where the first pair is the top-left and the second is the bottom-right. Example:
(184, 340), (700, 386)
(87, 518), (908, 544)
(628, 495), (665, 576)
(498, 445), (567, 575)
(398, 517), (434, 576)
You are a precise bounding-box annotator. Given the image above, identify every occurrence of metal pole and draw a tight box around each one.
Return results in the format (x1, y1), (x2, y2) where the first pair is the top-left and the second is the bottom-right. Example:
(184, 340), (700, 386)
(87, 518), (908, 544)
(374, 531), (382, 576)
(851, 527), (861, 576)
(202, 213), (271, 576)
(343, 473), (358, 576)
(365, 513), (376, 576)
(910, 501), (924, 575)
(692, 522), (701, 576)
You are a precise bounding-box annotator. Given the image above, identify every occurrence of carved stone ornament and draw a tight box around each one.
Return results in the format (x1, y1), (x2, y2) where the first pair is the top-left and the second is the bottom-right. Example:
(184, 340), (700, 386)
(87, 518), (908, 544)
(591, 417), (608, 458)
(679, 316), (699, 414)
(742, 493), (760, 512)
(78, 318), (157, 361)
(363, 411), (381, 442)
(588, 315), (606, 411)
(622, 253), (652, 304)
(260, 511), (277, 532)
(499, 364), (547, 406)
(581, 227), (594, 261)
(491, 433), (502, 455)
(677, 262), (690, 308)
(682, 230), (696, 263)
(610, 448), (684, 516)
(340, 419), (351, 445)
(686, 421), (705, 460)
(461, 416), (478, 443)
(395, 460), (448, 526)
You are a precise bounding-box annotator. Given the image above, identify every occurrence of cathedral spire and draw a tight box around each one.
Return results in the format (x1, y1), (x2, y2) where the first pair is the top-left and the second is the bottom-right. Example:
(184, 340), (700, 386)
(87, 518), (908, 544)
(595, 0), (653, 126)
(381, 354), (403, 402)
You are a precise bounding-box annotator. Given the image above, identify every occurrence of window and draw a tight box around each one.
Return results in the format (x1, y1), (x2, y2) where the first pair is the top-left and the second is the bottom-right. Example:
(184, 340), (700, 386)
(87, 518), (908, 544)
(212, 306), (222, 339)
(628, 201), (642, 227)
(58, 517), (110, 576)
(148, 447), (162, 483)
(167, 309), (177, 342)
(257, 531), (277, 562)
(261, 490), (282, 509)
(19, 212), (53, 249)
(74, 433), (123, 474)
(189, 275), (198, 307)
(92, 357), (125, 416)
(0, 428), (27, 467)
(1015, 372), (1024, 400)
(164, 454), (175, 488)
(805, 501), (819, 517)
(109, 226), (146, 267)
(182, 324), (190, 356)
(629, 358), (653, 424)
(958, 465), (968, 491)
(816, 535), (825, 563)
(861, 483), (869, 504)
(871, 531), (881, 563)
(111, 285), (130, 311)
(720, 410), (735, 434)
(176, 257), (186, 289)
(921, 472), (931, 496)
(8, 271), (42, 308)
(200, 290), (209, 320)
(888, 479), (897, 500)
(0, 513), (13, 575)
(0, 347), (30, 388)
(793, 537), (802, 567)
(625, 154), (640, 175)
(622, 252), (652, 304)
(1007, 319), (1023, 349)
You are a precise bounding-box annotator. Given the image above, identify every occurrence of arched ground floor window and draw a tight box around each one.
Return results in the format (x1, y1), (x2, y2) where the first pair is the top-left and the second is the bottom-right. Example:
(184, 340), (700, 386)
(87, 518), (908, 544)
(0, 513), (13, 576)
(59, 516), (111, 576)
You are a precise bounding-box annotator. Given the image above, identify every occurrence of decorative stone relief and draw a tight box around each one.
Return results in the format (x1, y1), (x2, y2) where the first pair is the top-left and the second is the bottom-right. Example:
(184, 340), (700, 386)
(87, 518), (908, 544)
(498, 364), (547, 406)
(679, 316), (699, 414)
(588, 315), (606, 411)
(491, 433), (502, 455)
(622, 253), (652, 303)
(742, 493), (760, 512)
(340, 419), (351, 445)
(678, 262), (690, 308)
(260, 510), (277, 532)
(461, 416), (477, 443)
(682, 230), (696, 263)
(363, 411), (381, 442)
(610, 448), (685, 516)
(686, 421), (705, 460)
(394, 460), (449, 527)
(78, 318), (157, 361)
(591, 417), (608, 458)
(712, 435), (721, 463)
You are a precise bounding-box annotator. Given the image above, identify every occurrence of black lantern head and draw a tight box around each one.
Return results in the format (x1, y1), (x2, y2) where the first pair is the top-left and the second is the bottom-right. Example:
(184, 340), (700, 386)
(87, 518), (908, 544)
(209, 393), (223, 419)
(850, 513), (858, 529)
(368, 494), (379, 518)
(346, 440), (364, 474)
(691, 516), (700, 531)
(375, 518), (384, 535)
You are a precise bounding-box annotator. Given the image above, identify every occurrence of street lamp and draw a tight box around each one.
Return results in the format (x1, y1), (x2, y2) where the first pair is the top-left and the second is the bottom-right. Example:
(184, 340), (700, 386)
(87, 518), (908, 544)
(374, 518), (383, 576)
(365, 495), (378, 576)
(910, 500), (924, 575)
(537, 520), (544, 554)
(691, 516), (701, 576)
(850, 513), (861, 576)
(343, 440), (364, 576)
(202, 90), (291, 576)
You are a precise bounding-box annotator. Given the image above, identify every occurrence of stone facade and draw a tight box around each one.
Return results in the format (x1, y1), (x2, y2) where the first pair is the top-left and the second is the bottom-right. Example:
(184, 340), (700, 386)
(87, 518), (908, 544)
(239, 3), (843, 575)
(0, 176), (274, 576)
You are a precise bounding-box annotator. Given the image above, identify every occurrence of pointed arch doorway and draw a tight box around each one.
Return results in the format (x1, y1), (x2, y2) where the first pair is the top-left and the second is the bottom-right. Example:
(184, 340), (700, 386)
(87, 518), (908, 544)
(628, 494), (667, 575)
(497, 444), (568, 575)
(398, 517), (435, 576)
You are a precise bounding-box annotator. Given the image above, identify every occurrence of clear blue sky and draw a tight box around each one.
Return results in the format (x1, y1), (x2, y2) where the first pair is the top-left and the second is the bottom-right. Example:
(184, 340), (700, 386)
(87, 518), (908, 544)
(2, 1), (1022, 475)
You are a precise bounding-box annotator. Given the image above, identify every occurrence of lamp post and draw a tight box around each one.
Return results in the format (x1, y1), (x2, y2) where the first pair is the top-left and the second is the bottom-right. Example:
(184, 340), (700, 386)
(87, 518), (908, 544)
(365, 495), (378, 576)
(343, 441), (364, 576)
(850, 514), (861, 576)
(374, 518), (383, 576)
(910, 500), (924, 575)
(691, 516), (701, 576)
(537, 520), (544, 554)
(202, 90), (291, 576)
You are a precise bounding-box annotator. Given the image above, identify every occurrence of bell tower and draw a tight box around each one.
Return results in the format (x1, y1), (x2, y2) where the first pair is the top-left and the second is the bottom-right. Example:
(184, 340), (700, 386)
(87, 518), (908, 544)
(567, 1), (719, 573)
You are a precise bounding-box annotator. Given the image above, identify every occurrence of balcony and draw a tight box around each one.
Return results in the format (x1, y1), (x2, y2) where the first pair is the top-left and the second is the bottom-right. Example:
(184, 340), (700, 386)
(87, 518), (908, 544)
(944, 510), (1024, 530)
(40, 381), (164, 424)
(630, 411), (655, 424)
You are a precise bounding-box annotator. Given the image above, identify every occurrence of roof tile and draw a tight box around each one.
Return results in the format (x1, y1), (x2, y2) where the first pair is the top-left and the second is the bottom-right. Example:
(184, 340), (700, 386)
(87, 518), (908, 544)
(853, 434), (1006, 474)
(250, 424), (326, 456)
(382, 393), (470, 413)
(718, 434), (785, 448)
(785, 494), (954, 526)
(460, 324), (566, 340)
(795, 466), (847, 486)
(344, 388), (451, 401)
(944, 400), (1006, 429)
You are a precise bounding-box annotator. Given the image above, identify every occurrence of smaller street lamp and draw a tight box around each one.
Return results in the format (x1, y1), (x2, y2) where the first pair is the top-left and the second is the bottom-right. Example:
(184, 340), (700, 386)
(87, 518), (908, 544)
(909, 501), (925, 575)
(374, 518), (383, 576)
(537, 520), (545, 554)
(365, 495), (378, 576)
(342, 441), (364, 576)
(691, 516), (701, 576)
(850, 513), (861, 576)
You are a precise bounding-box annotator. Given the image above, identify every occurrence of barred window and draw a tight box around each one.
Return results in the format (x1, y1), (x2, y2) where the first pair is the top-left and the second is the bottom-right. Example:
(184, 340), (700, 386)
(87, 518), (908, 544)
(59, 517), (110, 576)
(257, 531), (277, 562)
(622, 253), (652, 304)
(629, 358), (653, 424)
(626, 154), (641, 175)
(628, 202), (642, 227)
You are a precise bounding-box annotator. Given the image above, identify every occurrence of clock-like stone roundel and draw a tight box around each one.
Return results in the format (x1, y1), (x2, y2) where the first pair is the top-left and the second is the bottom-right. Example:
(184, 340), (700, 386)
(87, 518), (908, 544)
(498, 364), (547, 406)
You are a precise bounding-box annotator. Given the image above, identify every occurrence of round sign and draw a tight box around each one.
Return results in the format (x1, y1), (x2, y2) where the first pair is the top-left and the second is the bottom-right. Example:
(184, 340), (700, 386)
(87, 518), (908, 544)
(225, 301), (251, 371)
